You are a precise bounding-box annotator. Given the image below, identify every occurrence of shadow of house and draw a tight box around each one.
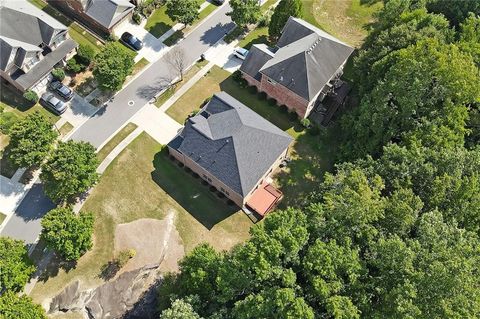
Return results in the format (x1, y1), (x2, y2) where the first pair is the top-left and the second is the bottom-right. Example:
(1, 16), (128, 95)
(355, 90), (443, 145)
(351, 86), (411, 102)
(151, 149), (238, 230)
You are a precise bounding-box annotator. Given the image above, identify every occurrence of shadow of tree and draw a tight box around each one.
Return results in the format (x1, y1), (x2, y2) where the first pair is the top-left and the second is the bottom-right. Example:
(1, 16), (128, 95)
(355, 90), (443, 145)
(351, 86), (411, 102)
(0, 143), (19, 179)
(99, 260), (121, 281)
(151, 149), (239, 230)
(243, 34), (270, 50)
(37, 253), (77, 283)
(148, 22), (173, 39)
(136, 76), (174, 100)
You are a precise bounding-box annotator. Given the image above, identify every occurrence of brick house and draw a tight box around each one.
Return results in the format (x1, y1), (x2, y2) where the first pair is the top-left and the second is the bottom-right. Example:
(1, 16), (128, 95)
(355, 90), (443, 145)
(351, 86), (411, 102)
(47, 0), (134, 37)
(239, 17), (354, 119)
(0, 0), (78, 93)
(167, 92), (293, 218)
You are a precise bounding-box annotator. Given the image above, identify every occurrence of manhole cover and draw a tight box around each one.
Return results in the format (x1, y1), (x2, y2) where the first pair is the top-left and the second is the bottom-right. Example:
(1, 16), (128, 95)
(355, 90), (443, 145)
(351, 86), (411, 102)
(128, 100), (135, 106)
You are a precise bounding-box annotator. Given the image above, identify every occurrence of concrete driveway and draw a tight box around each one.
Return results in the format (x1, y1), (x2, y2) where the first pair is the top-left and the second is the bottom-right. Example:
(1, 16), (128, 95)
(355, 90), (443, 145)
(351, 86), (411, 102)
(131, 104), (182, 145)
(60, 94), (98, 127)
(114, 20), (166, 63)
(204, 40), (243, 73)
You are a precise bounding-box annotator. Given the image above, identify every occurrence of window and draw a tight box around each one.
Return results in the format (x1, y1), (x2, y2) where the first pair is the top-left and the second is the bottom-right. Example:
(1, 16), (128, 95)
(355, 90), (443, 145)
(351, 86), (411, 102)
(202, 174), (208, 180)
(267, 78), (277, 85)
(207, 177), (212, 182)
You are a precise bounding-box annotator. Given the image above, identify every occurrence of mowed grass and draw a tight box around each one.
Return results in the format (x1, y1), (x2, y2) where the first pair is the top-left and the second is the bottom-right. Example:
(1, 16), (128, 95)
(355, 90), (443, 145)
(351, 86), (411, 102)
(0, 212), (6, 225)
(164, 66), (338, 206)
(96, 123), (138, 162)
(238, 26), (270, 49)
(145, 6), (175, 38)
(307, 0), (382, 46)
(30, 133), (251, 302)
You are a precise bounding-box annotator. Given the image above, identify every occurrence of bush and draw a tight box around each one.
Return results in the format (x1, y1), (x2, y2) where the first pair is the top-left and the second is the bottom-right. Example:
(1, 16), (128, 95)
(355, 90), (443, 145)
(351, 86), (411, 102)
(268, 98), (277, 106)
(308, 124), (320, 136)
(300, 118), (311, 128)
(116, 249), (136, 268)
(203, 97), (211, 106)
(258, 91), (267, 100)
(279, 104), (289, 113)
(66, 57), (85, 73)
(232, 70), (243, 82)
(22, 90), (38, 104)
(77, 44), (96, 66)
(248, 85), (258, 94)
(133, 12), (142, 24)
(51, 68), (65, 81)
(288, 110), (298, 121)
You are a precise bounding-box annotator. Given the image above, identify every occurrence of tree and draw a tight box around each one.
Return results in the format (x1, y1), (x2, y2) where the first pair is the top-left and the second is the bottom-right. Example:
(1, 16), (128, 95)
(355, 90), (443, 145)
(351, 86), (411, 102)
(22, 90), (38, 104)
(41, 207), (95, 261)
(341, 40), (480, 160)
(0, 237), (35, 292)
(8, 112), (58, 168)
(0, 291), (47, 319)
(51, 68), (65, 81)
(427, 0), (480, 26)
(160, 299), (202, 319)
(76, 44), (96, 66)
(41, 140), (99, 203)
(93, 42), (135, 91)
(228, 0), (261, 28)
(166, 0), (200, 27)
(268, 0), (303, 40)
(166, 47), (187, 82)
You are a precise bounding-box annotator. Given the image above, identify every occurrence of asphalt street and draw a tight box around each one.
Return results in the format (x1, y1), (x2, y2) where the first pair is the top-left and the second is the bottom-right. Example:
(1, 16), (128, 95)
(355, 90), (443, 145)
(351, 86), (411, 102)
(70, 3), (235, 148)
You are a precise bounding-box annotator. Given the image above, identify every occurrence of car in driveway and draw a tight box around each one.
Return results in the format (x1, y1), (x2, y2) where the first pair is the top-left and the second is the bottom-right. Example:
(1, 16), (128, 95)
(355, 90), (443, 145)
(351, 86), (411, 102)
(212, 0), (225, 4)
(49, 80), (73, 101)
(120, 32), (143, 51)
(233, 47), (249, 60)
(40, 92), (67, 115)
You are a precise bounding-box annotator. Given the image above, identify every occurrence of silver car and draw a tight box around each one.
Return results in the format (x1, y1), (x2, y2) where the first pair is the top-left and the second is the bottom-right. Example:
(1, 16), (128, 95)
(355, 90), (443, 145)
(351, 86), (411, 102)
(40, 92), (67, 115)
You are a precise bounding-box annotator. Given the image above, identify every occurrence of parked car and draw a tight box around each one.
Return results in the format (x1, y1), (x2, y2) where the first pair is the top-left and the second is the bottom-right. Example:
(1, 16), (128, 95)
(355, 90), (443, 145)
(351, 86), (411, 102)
(40, 92), (67, 115)
(120, 32), (143, 51)
(212, 0), (225, 4)
(233, 48), (249, 60)
(49, 80), (73, 101)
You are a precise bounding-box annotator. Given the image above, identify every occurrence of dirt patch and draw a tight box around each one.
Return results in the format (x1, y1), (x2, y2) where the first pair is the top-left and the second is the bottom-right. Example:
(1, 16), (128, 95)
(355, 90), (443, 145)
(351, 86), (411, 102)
(114, 214), (185, 274)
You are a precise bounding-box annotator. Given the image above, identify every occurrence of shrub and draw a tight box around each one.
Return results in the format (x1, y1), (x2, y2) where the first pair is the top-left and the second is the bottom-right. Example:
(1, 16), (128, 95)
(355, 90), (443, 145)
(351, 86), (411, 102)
(117, 249), (136, 268)
(77, 44), (96, 66)
(308, 124), (320, 136)
(258, 91), (267, 100)
(22, 90), (38, 104)
(279, 104), (289, 113)
(203, 97), (211, 106)
(66, 58), (84, 73)
(133, 12), (142, 24)
(300, 118), (311, 128)
(232, 70), (243, 82)
(248, 85), (258, 94)
(268, 98), (277, 106)
(51, 68), (65, 81)
(288, 110), (298, 121)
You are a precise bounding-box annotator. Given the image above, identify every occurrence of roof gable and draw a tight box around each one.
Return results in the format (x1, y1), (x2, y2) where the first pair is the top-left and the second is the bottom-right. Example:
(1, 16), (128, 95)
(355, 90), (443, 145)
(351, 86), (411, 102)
(85, 0), (134, 29)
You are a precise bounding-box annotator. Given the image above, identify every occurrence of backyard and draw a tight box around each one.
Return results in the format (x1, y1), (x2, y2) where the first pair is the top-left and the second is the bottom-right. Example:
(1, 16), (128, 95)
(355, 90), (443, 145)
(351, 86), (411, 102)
(165, 66), (339, 207)
(30, 133), (252, 303)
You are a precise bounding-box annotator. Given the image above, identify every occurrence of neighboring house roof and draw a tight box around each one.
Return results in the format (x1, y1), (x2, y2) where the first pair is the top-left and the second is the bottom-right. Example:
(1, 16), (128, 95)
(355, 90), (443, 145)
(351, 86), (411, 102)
(168, 92), (293, 197)
(84, 0), (134, 29)
(13, 39), (77, 90)
(240, 17), (354, 101)
(0, 0), (68, 71)
(239, 44), (274, 81)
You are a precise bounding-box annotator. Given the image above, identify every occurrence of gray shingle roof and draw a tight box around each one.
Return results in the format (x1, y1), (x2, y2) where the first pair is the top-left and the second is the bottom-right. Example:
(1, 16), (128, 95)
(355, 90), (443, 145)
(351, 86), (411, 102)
(168, 92), (293, 196)
(239, 44), (274, 81)
(85, 0), (134, 29)
(240, 17), (354, 101)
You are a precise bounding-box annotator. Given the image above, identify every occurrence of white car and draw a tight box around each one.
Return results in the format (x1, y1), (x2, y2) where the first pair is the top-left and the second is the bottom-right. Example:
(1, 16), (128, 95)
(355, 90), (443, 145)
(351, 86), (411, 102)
(233, 47), (249, 60)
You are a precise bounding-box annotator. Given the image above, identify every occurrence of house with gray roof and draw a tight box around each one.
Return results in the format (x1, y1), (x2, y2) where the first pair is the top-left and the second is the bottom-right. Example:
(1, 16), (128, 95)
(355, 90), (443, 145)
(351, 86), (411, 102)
(48, 0), (134, 36)
(239, 17), (354, 119)
(168, 92), (293, 217)
(0, 0), (77, 92)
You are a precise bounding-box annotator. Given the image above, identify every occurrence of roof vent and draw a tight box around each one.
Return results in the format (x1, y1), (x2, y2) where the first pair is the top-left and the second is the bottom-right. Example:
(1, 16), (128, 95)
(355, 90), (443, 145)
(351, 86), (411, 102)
(200, 111), (210, 118)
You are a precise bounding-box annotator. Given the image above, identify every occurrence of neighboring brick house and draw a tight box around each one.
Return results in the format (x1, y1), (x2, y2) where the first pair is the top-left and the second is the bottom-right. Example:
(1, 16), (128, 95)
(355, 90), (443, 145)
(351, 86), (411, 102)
(47, 0), (134, 37)
(239, 17), (354, 119)
(0, 0), (78, 93)
(168, 92), (293, 218)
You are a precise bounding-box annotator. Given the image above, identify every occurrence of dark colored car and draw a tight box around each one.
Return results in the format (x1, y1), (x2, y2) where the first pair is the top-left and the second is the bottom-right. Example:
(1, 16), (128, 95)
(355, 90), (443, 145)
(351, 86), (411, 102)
(49, 80), (73, 101)
(120, 32), (143, 51)
(212, 0), (225, 4)
(40, 92), (67, 115)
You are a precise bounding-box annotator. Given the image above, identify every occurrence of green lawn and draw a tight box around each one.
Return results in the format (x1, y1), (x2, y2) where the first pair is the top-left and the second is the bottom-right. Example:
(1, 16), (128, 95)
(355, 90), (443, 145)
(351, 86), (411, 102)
(155, 60), (209, 108)
(131, 58), (150, 77)
(31, 132), (251, 302)
(0, 212), (5, 225)
(238, 26), (270, 49)
(303, 0), (382, 46)
(58, 122), (74, 138)
(29, 0), (102, 50)
(164, 65), (339, 207)
(96, 123), (138, 163)
(145, 6), (175, 38)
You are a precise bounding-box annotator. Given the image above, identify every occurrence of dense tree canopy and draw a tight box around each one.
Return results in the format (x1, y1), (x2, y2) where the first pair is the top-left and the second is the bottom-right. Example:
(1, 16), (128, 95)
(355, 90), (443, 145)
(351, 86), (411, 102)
(426, 0), (480, 26)
(160, 299), (201, 319)
(93, 42), (135, 91)
(8, 112), (58, 168)
(228, 0), (261, 28)
(41, 207), (95, 261)
(41, 140), (99, 203)
(341, 39), (480, 159)
(0, 291), (47, 319)
(268, 0), (303, 40)
(0, 237), (35, 292)
(166, 0), (200, 26)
